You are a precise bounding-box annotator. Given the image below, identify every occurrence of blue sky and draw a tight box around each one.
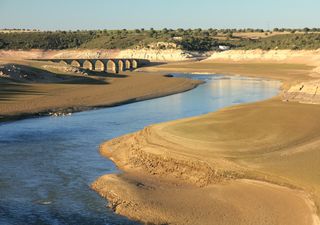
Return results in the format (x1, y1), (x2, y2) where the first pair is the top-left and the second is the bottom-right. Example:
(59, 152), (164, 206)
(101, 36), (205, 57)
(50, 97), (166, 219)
(1, 0), (319, 30)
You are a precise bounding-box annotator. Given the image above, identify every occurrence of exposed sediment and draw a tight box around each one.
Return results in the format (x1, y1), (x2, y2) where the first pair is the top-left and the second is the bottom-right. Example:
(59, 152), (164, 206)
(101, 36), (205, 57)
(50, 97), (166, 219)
(93, 52), (320, 225)
(207, 49), (320, 66)
(283, 79), (320, 104)
(96, 126), (247, 187)
(0, 59), (202, 122)
(93, 106), (320, 224)
(0, 49), (195, 62)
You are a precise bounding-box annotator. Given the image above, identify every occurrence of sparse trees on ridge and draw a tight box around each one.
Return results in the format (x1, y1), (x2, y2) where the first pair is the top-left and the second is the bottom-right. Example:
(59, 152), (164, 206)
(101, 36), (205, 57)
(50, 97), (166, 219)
(0, 28), (320, 50)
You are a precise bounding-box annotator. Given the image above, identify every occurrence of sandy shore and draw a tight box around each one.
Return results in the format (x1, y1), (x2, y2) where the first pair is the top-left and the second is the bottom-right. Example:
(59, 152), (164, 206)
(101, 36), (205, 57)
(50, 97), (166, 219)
(93, 59), (320, 225)
(0, 59), (201, 122)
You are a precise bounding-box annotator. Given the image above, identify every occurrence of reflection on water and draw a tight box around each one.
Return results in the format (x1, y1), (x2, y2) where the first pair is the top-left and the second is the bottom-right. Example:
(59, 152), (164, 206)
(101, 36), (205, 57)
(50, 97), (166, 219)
(0, 74), (280, 225)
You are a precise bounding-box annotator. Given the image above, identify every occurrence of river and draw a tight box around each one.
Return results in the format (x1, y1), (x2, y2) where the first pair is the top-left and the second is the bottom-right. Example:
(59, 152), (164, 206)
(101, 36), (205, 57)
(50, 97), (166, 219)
(0, 74), (280, 225)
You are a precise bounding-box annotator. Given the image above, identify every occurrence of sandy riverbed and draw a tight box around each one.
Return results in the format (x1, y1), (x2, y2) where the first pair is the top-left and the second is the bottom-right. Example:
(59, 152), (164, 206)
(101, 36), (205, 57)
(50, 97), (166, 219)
(0, 59), (201, 122)
(93, 58), (320, 225)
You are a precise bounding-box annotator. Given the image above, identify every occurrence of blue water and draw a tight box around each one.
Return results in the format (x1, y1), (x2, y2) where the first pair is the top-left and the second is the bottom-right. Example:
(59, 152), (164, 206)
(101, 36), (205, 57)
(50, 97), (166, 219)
(0, 74), (280, 225)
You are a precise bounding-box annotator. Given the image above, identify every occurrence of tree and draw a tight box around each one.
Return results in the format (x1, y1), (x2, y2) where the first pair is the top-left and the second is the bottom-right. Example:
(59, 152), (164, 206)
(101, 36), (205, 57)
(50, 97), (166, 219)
(162, 28), (168, 33)
(149, 29), (156, 37)
(195, 28), (202, 33)
(0, 40), (5, 49)
(202, 31), (210, 37)
(303, 27), (310, 33)
(210, 31), (218, 36)
(177, 28), (184, 33)
(226, 32), (233, 38)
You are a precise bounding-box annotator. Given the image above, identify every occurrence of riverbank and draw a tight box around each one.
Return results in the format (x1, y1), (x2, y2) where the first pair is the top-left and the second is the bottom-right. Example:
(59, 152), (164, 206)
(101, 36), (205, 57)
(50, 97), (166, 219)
(0, 48), (195, 61)
(0, 59), (201, 122)
(93, 57), (320, 224)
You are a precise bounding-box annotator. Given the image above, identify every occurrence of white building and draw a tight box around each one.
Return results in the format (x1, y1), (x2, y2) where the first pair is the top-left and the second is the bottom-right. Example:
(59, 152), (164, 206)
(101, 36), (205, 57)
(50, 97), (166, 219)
(218, 45), (230, 51)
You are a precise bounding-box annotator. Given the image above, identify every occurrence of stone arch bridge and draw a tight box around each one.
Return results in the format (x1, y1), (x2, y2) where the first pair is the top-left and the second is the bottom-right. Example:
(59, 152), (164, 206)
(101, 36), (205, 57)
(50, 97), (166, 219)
(37, 58), (149, 73)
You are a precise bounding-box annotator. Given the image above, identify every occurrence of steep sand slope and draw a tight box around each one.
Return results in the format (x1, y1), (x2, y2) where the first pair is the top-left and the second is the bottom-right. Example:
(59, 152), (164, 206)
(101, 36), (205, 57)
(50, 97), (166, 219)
(93, 57), (320, 225)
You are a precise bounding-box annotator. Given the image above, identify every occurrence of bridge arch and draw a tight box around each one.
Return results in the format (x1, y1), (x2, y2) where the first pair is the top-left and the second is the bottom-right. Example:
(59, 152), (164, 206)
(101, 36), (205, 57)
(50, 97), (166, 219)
(94, 60), (105, 71)
(107, 60), (118, 73)
(83, 60), (94, 70)
(71, 60), (81, 68)
(132, 59), (138, 69)
(118, 60), (125, 72)
(59, 60), (68, 65)
(125, 60), (132, 71)
(34, 58), (146, 73)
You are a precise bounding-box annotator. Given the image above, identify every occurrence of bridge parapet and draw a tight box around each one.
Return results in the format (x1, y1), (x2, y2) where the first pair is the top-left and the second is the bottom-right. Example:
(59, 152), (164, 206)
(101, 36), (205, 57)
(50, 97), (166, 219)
(35, 58), (148, 73)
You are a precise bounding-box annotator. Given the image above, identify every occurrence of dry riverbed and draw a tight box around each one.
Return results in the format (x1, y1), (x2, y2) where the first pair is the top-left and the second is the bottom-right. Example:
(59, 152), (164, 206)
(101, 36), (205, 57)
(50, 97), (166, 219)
(2, 55), (320, 224)
(0, 59), (201, 122)
(93, 59), (320, 225)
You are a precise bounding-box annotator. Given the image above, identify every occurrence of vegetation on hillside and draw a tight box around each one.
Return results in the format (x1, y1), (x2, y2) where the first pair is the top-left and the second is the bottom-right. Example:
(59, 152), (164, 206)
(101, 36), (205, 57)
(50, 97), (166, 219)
(0, 28), (320, 51)
(227, 33), (320, 50)
(0, 31), (94, 49)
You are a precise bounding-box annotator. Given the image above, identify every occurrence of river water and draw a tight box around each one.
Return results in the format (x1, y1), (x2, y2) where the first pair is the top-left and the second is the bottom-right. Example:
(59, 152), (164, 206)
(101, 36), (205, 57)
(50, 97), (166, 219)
(0, 74), (280, 225)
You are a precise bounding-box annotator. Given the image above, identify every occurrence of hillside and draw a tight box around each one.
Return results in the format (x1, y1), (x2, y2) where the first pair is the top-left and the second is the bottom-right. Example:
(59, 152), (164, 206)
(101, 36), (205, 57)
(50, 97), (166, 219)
(1, 29), (320, 51)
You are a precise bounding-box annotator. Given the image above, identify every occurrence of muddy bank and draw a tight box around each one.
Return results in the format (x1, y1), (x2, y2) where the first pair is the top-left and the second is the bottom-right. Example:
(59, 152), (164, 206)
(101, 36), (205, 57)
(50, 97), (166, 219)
(140, 57), (320, 104)
(93, 58), (320, 224)
(0, 60), (201, 122)
(93, 175), (318, 225)
(92, 102), (320, 225)
(0, 77), (201, 122)
(0, 80), (201, 123)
